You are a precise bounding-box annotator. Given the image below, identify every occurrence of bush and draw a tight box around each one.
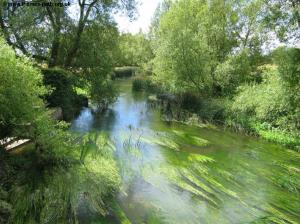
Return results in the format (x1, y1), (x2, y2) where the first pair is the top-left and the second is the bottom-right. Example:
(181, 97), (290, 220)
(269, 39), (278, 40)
(229, 63), (300, 148)
(274, 47), (300, 130)
(42, 68), (88, 120)
(0, 38), (121, 223)
(0, 38), (47, 139)
(231, 65), (288, 128)
(90, 78), (117, 111)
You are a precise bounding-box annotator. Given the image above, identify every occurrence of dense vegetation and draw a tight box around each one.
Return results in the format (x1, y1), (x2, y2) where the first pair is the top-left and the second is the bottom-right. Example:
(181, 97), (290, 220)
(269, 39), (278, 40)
(140, 0), (300, 150)
(0, 0), (137, 222)
(0, 37), (121, 223)
(0, 0), (299, 222)
(0, 0), (137, 109)
(117, 33), (153, 68)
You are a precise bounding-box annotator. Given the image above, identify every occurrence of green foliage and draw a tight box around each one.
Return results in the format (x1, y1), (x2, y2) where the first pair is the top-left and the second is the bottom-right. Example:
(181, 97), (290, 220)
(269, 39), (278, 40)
(74, 20), (119, 69)
(149, 0), (299, 149)
(274, 47), (300, 129)
(0, 143), (15, 194)
(231, 63), (298, 131)
(132, 77), (158, 92)
(151, 0), (244, 94)
(88, 69), (117, 110)
(232, 65), (286, 123)
(1, 0), (137, 66)
(229, 63), (300, 148)
(117, 33), (154, 67)
(197, 98), (229, 123)
(0, 186), (12, 223)
(42, 68), (88, 120)
(8, 132), (120, 224)
(0, 37), (47, 138)
(263, 0), (300, 42)
(1, 0), (136, 110)
(0, 39), (121, 223)
(253, 124), (300, 149)
(177, 92), (202, 113)
(214, 49), (264, 96)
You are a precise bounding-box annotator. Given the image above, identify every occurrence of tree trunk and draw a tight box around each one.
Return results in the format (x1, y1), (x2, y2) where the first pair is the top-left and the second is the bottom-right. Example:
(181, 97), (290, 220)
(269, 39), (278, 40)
(64, 22), (84, 67)
(48, 31), (61, 67)
(64, 0), (97, 67)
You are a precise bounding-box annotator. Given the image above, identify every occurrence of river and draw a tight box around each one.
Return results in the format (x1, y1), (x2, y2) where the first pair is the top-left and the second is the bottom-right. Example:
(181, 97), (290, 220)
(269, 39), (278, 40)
(71, 79), (300, 224)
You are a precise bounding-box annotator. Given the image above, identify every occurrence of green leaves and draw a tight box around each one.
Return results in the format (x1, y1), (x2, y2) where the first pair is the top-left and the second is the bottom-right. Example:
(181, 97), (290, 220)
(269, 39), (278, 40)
(0, 37), (47, 138)
(151, 0), (238, 94)
(117, 33), (154, 67)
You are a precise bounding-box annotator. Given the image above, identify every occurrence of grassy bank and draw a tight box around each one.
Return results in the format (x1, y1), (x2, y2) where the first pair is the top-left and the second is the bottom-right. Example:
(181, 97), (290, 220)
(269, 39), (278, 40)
(132, 76), (300, 151)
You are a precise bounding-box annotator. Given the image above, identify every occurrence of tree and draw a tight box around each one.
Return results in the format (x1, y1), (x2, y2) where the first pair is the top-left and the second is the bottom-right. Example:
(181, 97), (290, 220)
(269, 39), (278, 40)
(0, 38), (121, 223)
(117, 32), (153, 67)
(0, 0), (137, 67)
(151, 0), (238, 94)
(0, 0), (137, 112)
(263, 0), (300, 43)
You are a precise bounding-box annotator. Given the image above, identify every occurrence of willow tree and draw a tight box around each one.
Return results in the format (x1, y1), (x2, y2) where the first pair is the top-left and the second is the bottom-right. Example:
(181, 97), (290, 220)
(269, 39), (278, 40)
(0, 0), (137, 67)
(152, 0), (238, 94)
(1, 0), (137, 109)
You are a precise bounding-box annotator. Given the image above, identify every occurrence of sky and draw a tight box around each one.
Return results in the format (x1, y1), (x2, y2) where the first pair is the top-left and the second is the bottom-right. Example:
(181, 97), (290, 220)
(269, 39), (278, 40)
(114, 0), (162, 34)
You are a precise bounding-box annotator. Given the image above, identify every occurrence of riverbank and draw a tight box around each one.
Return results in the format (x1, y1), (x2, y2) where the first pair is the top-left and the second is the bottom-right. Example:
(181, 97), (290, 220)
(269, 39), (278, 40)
(132, 76), (300, 151)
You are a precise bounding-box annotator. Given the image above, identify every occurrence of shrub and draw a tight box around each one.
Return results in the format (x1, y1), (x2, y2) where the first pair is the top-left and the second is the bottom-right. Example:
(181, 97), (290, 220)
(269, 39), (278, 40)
(231, 65), (288, 128)
(42, 68), (88, 120)
(197, 98), (229, 123)
(0, 38), (47, 139)
(229, 63), (300, 148)
(274, 47), (300, 130)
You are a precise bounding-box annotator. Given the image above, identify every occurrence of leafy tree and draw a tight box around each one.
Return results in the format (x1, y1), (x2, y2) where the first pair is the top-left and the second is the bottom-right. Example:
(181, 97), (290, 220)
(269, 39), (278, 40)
(117, 32), (153, 67)
(151, 0), (238, 94)
(0, 0), (137, 67)
(0, 0), (136, 111)
(150, 0), (299, 147)
(263, 0), (300, 42)
(0, 37), (121, 223)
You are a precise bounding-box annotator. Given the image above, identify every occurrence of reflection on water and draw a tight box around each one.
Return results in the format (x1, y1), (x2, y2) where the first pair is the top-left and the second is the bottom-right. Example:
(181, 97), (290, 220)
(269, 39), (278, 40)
(71, 79), (300, 224)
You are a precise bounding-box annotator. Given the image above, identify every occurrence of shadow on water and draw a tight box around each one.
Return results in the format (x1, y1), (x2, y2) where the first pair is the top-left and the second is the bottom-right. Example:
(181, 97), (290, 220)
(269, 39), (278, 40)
(71, 79), (300, 224)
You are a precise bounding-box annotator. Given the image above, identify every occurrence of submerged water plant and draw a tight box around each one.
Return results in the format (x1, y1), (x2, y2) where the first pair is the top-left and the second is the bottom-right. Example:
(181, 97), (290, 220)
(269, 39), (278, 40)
(7, 132), (120, 224)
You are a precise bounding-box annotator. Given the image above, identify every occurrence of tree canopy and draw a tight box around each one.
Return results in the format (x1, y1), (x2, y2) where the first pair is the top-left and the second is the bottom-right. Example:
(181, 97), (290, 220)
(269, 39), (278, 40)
(0, 0), (137, 67)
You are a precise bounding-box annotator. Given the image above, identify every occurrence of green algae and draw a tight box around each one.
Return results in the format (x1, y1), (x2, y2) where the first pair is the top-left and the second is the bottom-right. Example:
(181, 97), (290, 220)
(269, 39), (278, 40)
(114, 127), (300, 224)
(69, 79), (300, 224)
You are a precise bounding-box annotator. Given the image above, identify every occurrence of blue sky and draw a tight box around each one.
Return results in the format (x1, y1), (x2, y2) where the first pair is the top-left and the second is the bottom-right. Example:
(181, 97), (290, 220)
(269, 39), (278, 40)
(114, 0), (162, 34)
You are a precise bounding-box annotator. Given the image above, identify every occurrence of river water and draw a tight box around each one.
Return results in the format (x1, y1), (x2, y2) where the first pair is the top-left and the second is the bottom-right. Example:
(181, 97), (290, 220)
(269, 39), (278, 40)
(71, 79), (300, 224)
